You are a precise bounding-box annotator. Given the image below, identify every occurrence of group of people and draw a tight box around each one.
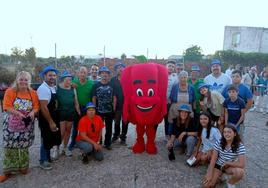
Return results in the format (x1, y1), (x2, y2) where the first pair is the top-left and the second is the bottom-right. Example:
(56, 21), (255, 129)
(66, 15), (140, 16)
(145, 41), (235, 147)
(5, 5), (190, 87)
(164, 59), (253, 188)
(0, 59), (265, 187)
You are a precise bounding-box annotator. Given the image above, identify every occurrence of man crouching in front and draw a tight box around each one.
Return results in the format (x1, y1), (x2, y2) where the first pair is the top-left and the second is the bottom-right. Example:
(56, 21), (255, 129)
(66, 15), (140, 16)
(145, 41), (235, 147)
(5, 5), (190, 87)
(76, 102), (104, 164)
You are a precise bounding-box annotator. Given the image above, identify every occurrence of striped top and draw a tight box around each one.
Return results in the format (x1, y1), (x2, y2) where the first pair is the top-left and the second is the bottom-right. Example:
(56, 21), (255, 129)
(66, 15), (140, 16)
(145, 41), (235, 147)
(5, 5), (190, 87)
(214, 140), (246, 166)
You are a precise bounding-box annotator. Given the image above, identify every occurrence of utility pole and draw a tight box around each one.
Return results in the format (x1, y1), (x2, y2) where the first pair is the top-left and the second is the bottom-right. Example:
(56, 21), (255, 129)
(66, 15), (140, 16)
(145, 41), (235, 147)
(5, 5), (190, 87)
(103, 45), (106, 66)
(55, 43), (57, 68)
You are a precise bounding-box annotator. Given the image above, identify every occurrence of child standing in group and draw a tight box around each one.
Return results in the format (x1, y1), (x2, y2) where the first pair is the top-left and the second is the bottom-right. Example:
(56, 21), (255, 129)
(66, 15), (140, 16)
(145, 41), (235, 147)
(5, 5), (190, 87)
(223, 85), (246, 135)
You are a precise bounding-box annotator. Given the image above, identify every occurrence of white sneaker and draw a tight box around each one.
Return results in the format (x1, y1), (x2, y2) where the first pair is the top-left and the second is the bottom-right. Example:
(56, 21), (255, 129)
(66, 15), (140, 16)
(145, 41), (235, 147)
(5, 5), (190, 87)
(249, 107), (256, 112)
(64, 148), (72, 157)
(51, 147), (59, 160)
(227, 182), (236, 188)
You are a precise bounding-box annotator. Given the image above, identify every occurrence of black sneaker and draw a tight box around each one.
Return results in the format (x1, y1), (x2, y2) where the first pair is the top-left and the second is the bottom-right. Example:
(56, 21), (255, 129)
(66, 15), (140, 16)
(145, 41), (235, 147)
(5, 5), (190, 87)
(168, 147), (176, 161)
(82, 153), (89, 164)
(111, 137), (118, 143)
(104, 145), (112, 150)
(120, 140), (127, 146)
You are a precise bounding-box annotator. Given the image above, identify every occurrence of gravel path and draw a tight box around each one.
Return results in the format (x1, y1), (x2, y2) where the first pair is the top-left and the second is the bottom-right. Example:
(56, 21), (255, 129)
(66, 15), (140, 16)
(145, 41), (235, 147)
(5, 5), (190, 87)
(0, 111), (267, 188)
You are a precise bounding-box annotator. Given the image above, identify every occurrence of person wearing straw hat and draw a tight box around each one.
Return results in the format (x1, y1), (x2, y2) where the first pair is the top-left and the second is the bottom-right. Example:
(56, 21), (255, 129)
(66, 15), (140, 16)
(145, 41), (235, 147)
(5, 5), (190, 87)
(37, 65), (61, 170)
(56, 71), (81, 157)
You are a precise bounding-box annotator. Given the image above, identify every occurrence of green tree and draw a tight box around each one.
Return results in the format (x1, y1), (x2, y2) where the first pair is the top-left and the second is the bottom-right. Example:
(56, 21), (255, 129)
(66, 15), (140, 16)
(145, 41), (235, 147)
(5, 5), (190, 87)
(121, 53), (126, 60)
(24, 47), (36, 65)
(24, 47), (37, 79)
(133, 55), (147, 63)
(183, 45), (203, 62)
(11, 47), (24, 63)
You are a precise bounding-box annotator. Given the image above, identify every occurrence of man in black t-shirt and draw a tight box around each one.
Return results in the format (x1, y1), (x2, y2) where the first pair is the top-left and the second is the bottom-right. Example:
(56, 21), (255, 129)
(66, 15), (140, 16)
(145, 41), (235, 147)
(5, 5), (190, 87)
(92, 66), (116, 149)
(110, 61), (129, 145)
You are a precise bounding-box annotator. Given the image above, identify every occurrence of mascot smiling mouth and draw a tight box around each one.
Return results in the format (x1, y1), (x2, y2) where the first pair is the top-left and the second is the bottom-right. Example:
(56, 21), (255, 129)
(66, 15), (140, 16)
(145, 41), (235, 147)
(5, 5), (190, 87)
(136, 104), (156, 112)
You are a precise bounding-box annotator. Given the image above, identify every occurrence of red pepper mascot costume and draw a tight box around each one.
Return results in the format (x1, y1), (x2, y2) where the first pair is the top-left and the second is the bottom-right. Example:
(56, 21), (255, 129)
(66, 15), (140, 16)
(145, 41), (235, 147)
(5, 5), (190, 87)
(121, 62), (168, 154)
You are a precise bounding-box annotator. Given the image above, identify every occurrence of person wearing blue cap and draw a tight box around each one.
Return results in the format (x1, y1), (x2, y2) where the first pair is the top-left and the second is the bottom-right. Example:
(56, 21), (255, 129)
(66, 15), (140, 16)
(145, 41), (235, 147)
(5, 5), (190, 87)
(56, 71), (81, 157)
(204, 59), (231, 93)
(167, 104), (198, 159)
(37, 65), (61, 170)
(110, 61), (129, 145)
(76, 102), (105, 164)
(92, 66), (116, 150)
(188, 64), (204, 130)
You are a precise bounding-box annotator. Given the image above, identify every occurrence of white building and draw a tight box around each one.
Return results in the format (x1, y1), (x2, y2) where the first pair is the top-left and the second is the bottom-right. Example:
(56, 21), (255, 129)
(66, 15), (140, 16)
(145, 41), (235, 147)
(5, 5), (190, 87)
(223, 26), (268, 53)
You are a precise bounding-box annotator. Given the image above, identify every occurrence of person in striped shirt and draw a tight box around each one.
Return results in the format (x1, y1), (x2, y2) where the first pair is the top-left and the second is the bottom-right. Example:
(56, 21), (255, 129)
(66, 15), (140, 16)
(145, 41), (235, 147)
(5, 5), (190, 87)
(203, 124), (246, 188)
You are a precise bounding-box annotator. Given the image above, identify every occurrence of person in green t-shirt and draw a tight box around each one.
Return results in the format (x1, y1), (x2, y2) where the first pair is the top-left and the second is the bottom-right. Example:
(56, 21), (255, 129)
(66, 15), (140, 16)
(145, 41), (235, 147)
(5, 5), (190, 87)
(188, 65), (204, 131)
(69, 66), (94, 150)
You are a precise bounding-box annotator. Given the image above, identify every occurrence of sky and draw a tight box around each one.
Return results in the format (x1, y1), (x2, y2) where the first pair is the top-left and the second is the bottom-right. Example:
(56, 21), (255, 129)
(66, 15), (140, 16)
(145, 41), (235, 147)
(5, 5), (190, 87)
(0, 0), (268, 59)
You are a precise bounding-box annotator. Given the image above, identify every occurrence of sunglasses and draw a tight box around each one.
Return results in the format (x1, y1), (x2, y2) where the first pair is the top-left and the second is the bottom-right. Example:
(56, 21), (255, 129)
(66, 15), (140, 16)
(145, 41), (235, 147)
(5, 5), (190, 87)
(91, 123), (95, 133)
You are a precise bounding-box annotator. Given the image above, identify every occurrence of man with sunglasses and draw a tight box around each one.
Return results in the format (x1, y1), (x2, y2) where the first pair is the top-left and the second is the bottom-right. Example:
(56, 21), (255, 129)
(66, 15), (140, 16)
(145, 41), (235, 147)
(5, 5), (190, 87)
(76, 102), (104, 164)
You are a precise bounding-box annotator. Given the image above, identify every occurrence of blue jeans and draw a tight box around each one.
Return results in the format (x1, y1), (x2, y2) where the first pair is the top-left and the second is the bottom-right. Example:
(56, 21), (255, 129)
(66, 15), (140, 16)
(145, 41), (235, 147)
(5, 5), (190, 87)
(40, 139), (51, 163)
(76, 141), (104, 161)
(69, 106), (85, 150)
(174, 135), (197, 156)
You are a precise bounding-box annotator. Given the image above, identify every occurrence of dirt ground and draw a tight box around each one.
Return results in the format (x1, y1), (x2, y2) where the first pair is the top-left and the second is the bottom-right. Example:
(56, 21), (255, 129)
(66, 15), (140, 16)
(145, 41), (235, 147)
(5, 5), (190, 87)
(0, 111), (267, 188)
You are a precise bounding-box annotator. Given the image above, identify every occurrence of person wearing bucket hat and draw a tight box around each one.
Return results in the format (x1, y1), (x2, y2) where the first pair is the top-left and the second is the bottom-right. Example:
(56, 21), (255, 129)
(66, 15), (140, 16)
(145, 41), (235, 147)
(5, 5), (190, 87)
(39, 65), (59, 79)
(37, 65), (61, 170)
(199, 82), (225, 124)
(110, 62), (129, 145)
(167, 103), (198, 159)
(204, 59), (231, 93)
(76, 101), (105, 164)
(188, 64), (204, 129)
(92, 65), (116, 150)
(56, 70), (81, 157)
(114, 61), (126, 71)
(60, 70), (72, 80)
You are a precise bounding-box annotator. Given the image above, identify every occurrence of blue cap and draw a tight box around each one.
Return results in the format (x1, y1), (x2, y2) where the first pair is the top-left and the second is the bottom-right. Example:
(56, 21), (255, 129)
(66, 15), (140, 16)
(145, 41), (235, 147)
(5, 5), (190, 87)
(211, 59), (221, 66)
(191, 64), (200, 71)
(85, 102), (95, 109)
(99, 66), (110, 74)
(198, 83), (210, 91)
(114, 61), (126, 71)
(177, 104), (191, 112)
(39, 65), (59, 78)
(60, 70), (72, 80)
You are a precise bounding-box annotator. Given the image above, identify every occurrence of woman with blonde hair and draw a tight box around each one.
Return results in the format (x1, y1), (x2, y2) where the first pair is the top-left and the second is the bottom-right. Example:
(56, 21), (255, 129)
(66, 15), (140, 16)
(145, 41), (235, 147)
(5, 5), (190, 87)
(0, 71), (39, 182)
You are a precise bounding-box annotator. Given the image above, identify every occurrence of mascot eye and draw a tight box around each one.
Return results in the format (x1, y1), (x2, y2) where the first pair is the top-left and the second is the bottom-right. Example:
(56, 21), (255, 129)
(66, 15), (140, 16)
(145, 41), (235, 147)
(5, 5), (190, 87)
(148, 88), (154, 97)
(136, 89), (143, 96)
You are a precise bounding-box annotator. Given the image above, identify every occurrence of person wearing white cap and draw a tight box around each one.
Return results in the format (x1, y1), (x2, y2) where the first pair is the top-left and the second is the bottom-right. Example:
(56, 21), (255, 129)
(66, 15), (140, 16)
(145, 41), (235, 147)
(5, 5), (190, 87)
(204, 59), (231, 93)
